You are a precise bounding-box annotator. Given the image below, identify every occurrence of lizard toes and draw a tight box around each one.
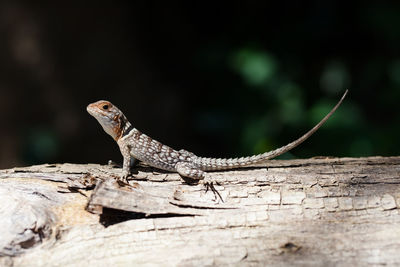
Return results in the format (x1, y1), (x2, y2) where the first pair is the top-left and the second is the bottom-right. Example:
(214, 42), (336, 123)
(117, 174), (130, 184)
(199, 177), (224, 202)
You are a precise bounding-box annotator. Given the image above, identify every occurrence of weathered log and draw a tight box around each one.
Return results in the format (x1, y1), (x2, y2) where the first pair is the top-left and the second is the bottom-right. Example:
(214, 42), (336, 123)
(0, 157), (400, 266)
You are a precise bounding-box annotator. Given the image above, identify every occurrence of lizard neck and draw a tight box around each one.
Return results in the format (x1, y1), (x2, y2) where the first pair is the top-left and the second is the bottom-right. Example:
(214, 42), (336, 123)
(115, 114), (133, 141)
(120, 120), (134, 139)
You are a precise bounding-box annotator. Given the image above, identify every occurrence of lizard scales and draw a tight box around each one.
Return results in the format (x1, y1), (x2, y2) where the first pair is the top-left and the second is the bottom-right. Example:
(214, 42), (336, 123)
(87, 90), (348, 184)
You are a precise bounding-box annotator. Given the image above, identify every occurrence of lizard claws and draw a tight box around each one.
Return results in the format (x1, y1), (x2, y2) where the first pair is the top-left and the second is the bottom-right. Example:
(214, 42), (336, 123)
(202, 180), (224, 202)
(117, 173), (130, 186)
(116, 179), (130, 187)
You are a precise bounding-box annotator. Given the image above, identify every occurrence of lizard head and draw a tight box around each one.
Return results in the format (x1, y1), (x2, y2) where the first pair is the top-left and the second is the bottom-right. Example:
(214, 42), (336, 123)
(87, 100), (128, 140)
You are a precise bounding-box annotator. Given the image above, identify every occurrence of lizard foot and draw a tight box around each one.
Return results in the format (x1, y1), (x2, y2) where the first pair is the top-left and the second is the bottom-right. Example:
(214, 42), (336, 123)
(175, 162), (224, 202)
(116, 179), (130, 187)
(201, 178), (223, 203)
(116, 173), (131, 186)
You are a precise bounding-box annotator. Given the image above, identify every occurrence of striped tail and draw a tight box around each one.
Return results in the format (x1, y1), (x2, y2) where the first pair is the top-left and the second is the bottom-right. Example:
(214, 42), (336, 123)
(194, 90), (348, 171)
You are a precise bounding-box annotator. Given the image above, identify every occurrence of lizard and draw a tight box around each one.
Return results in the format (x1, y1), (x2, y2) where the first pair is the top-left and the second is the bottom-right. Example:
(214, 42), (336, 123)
(87, 90), (347, 192)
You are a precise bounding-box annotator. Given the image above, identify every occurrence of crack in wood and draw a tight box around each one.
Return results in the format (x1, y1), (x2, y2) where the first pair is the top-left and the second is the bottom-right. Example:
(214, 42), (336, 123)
(1, 157), (400, 265)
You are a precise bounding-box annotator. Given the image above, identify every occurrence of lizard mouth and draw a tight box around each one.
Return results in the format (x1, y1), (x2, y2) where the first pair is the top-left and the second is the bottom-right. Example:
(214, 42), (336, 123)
(86, 105), (96, 116)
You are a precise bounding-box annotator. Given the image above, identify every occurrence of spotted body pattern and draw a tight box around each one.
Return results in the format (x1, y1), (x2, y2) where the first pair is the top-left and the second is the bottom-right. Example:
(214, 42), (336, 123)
(87, 90), (347, 184)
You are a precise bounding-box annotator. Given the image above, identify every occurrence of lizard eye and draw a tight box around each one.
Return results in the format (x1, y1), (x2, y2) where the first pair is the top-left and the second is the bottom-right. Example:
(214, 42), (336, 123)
(102, 104), (109, 110)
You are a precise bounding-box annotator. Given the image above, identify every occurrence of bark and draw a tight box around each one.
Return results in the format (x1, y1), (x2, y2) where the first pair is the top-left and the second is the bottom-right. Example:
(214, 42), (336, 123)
(0, 157), (400, 266)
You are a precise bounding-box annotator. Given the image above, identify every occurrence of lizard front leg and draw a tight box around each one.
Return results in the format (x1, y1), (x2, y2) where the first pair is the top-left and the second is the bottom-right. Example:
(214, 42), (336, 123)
(119, 143), (133, 183)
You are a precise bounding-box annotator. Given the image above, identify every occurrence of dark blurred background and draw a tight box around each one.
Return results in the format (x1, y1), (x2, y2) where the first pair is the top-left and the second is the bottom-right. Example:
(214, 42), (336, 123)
(1, 2), (399, 169)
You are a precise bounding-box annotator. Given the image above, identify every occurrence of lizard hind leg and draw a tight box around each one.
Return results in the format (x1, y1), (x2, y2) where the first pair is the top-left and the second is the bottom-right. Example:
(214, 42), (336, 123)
(175, 162), (206, 181)
(175, 162), (223, 202)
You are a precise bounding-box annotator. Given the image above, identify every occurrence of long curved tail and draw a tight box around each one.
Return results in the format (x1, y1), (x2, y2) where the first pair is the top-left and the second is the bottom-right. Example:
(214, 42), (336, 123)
(194, 90), (348, 171)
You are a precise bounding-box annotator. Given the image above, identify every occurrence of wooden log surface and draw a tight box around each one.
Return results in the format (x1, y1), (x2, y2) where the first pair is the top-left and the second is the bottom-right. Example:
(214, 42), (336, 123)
(1, 157), (400, 266)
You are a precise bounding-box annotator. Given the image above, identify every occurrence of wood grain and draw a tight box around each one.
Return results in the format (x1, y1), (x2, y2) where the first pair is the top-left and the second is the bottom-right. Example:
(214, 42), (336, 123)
(1, 157), (400, 266)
